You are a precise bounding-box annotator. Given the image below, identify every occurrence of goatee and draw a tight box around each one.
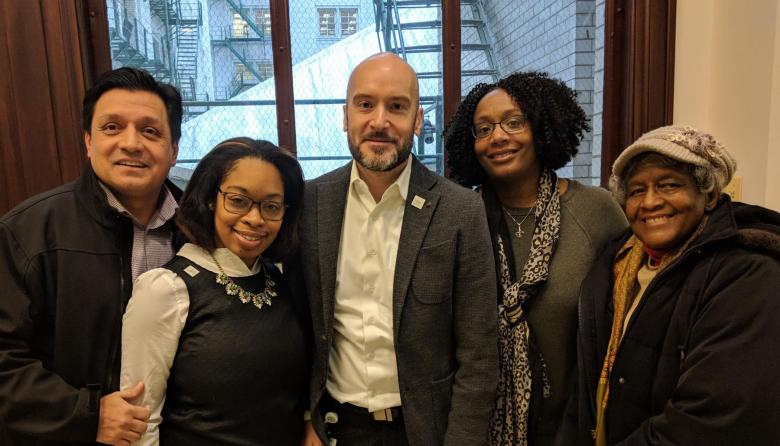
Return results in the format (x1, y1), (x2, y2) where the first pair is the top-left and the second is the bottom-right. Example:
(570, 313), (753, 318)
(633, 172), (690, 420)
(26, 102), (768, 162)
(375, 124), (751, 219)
(348, 131), (414, 172)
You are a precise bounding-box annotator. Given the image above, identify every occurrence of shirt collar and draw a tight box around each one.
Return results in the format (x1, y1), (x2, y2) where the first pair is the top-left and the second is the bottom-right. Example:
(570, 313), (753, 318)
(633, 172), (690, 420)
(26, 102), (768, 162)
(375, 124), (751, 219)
(348, 157), (413, 202)
(99, 181), (178, 229)
(178, 243), (263, 277)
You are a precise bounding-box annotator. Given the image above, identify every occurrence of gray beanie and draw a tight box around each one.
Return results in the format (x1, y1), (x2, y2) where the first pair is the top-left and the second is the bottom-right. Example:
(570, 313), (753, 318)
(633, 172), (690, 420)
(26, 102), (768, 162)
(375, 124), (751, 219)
(610, 125), (737, 198)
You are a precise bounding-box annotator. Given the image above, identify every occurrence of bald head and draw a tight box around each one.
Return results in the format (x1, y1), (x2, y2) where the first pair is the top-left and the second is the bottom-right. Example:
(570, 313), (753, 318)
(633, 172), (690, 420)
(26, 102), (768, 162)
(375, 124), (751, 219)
(342, 52), (423, 174)
(347, 52), (420, 107)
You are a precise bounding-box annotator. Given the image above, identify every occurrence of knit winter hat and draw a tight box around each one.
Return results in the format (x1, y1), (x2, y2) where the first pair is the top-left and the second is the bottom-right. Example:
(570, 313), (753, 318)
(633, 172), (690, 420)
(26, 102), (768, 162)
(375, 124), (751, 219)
(610, 125), (737, 194)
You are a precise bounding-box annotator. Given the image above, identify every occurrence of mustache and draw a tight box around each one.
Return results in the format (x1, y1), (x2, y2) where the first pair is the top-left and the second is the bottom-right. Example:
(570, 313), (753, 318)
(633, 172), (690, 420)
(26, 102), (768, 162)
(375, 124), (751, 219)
(362, 131), (397, 143)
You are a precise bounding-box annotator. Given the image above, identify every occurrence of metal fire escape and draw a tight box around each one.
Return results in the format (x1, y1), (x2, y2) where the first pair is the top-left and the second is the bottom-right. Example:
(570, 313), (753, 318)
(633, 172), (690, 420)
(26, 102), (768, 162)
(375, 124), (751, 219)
(107, 0), (202, 104)
(210, 0), (272, 99)
(108, 0), (172, 81)
(373, 0), (499, 171)
(149, 0), (202, 101)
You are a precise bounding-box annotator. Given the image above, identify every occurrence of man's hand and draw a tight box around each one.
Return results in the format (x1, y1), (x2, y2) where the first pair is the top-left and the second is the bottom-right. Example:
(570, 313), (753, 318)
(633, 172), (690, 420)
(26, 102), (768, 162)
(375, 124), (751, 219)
(301, 420), (324, 446)
(96, 381), (150, 445)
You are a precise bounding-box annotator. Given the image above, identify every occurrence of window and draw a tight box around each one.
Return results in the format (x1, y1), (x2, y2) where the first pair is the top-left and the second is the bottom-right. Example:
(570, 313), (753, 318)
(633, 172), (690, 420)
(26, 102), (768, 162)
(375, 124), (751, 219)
(254, 8), (272, 38)
(256, 61), (273, 81)
(232, 8), (271, 38)
(318, 8), (336, 37)
(318, 7), (358, 38)
(234, 62), (255, 84)
(340, 8), (357, 36)
(231, 11), (249, 38)
(233, 61), (272, 84)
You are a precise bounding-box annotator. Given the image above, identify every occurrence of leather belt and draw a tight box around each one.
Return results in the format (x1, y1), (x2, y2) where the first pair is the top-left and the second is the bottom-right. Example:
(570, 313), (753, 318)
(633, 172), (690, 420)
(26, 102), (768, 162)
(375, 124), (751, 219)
(370, 406), (402, 422)
(322, 392), (403, 423)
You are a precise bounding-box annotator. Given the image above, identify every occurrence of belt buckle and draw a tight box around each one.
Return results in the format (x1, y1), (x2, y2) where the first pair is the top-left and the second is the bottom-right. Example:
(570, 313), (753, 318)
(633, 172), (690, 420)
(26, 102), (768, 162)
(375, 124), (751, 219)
(371, 408), (394, 422)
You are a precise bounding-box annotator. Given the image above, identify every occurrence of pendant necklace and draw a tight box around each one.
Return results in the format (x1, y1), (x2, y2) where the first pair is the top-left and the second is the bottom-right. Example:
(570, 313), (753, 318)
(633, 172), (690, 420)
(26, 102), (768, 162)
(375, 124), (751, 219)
(502, 206), (535, 239)
(208, 252), (276, 310)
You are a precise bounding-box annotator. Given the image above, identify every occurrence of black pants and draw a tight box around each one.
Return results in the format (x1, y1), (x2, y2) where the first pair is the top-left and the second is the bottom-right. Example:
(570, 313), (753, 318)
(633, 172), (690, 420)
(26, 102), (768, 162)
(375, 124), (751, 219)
(320, 393), (409, 446)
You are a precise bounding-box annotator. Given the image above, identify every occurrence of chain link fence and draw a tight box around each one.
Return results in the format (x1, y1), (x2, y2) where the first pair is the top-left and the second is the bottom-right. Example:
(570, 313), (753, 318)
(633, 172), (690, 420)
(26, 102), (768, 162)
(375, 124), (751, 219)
(105, 0), (603, 183)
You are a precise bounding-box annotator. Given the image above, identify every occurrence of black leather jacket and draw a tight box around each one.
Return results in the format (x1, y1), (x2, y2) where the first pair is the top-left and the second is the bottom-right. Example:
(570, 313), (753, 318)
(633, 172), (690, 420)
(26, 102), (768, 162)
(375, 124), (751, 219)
(0, 164), (182, 445)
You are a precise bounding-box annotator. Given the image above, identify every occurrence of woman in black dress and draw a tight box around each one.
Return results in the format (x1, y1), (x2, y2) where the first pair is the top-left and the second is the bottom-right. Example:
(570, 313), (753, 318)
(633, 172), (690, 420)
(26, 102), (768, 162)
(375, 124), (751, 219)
(120, 138), (316, 445)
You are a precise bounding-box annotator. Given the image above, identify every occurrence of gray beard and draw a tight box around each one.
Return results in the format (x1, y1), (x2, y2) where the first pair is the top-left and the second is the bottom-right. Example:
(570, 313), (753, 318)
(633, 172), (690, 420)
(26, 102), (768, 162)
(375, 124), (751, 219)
(348, 136), (414, 172)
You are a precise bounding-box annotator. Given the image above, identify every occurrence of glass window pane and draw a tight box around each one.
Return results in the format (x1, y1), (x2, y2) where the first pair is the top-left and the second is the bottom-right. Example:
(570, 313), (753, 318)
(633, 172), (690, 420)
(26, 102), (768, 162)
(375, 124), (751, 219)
(257, 61), (273, 81)
(340, 8), (358, 36)
(292, 1), (444, 178)
(255, 7), (272, 37)
(105, 0), (279, 173)
(232, 11), (249, 38)
(319, 8), (337, 37)
(460, 1), (604, 185)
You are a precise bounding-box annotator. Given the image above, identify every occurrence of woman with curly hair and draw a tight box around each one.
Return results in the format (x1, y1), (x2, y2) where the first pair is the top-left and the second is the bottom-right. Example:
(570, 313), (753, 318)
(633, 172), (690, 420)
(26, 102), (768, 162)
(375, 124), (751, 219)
(444, 72), (627, 445)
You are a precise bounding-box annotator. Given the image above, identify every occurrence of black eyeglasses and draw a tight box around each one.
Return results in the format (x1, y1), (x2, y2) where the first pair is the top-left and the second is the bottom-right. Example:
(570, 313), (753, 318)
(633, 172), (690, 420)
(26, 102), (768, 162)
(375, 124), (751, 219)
(471, 115), (529, 139)
(217, 188), (288, 221)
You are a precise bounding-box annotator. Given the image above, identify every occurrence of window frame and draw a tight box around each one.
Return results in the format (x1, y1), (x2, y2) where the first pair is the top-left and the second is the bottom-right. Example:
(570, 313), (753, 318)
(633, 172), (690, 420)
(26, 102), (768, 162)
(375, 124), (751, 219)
(75, 0), (675, 183)
(317, 6), (358, 39)
(317, 7), (337, 38)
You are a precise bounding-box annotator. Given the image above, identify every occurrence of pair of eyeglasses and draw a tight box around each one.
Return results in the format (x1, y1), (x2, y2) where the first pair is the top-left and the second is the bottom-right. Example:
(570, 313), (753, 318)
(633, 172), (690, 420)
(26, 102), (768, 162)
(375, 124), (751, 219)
(471, 115), (529, 139)
(217, 188), (288, 221)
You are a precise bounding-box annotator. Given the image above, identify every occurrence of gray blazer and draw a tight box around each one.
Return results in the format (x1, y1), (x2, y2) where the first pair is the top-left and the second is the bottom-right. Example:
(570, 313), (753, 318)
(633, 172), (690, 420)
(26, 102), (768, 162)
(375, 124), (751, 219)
(298, 157), (499, 446)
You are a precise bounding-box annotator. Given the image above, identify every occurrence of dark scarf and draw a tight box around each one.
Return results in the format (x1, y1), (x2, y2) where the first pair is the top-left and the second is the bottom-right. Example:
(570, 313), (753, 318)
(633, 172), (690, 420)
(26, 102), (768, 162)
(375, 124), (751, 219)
(484, 170), (562, 446)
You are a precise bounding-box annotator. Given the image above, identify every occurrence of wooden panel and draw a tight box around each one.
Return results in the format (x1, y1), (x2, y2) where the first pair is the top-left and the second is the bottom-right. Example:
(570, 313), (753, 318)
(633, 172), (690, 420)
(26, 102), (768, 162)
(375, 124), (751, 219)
(2, 1), (65, 210)
(0, 0), (94, 214)
(441, 0), (461, 177)
(441, 0), (461, 124)
(0, 0), (22, 213)
(270, 0), (297, 155)
(43, 1), (89, 181)
(84, 0), (112, 77)
(601, 0), (676, 186)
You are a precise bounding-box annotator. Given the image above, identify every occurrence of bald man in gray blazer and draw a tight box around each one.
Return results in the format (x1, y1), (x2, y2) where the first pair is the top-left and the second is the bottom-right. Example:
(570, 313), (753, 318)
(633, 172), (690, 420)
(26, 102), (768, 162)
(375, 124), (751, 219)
(297, 53), (498, 446)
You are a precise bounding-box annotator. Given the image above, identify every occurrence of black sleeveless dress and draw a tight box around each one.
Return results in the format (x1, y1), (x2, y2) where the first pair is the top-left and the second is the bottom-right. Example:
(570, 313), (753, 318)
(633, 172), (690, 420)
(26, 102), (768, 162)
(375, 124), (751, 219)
(159, 255), (308, 445)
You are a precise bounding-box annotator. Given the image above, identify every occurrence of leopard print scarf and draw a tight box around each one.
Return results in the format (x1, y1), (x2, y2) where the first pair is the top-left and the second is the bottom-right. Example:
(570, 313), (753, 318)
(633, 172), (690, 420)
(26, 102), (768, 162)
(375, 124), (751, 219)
(489, 170), (561, 445)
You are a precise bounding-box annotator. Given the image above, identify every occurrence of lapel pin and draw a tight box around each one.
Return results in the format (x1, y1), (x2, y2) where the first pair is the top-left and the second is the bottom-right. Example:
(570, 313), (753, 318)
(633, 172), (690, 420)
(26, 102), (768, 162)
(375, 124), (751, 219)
(411, 195), (426, 209)
(184, 265), (200, 277)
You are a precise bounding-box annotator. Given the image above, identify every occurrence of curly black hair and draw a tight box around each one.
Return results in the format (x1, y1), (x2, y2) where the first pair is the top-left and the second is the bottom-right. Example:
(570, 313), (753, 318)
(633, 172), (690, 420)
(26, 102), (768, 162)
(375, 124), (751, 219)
(443, 71), (591, 187)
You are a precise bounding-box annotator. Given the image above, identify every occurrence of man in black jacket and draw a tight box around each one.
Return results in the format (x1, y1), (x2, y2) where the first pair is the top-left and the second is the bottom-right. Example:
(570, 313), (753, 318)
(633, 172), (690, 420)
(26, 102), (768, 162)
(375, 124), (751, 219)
(0, 68), (184, 445)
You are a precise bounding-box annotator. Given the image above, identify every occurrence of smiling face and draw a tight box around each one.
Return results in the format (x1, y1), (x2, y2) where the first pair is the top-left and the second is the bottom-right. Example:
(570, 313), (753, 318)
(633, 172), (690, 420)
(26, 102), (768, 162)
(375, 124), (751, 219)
(84, 89), (178, 205)
(472, 88), (540, 185)
(344, 54), (423, 173)
(214, 157), (284, 267)
(624, 164), (715, 250)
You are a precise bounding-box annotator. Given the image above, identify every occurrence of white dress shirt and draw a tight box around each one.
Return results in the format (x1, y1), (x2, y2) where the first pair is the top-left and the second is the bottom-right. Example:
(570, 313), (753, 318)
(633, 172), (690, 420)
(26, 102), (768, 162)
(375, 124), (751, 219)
(120, 244), (262, 446)
(327, 159), (412, 411)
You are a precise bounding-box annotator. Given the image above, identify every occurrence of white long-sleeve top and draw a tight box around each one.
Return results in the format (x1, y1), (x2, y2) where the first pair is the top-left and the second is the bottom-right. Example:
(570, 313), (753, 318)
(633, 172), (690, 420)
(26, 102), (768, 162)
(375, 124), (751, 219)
(120, 243), (261, 446)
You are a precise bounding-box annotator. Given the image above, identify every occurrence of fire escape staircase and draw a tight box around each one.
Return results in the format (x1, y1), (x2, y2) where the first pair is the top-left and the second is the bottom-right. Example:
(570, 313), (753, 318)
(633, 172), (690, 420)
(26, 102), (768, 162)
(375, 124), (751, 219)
(108, 0), (173, 82)
(149, 0), (202, 101)
(209, 0), (272, 98)
(374, 0), (500, 81)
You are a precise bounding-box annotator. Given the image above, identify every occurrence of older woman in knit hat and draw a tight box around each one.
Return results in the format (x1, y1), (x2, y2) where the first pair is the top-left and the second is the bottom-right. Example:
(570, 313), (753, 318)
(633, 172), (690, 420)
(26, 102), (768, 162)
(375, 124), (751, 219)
(557, 125), (780, 445)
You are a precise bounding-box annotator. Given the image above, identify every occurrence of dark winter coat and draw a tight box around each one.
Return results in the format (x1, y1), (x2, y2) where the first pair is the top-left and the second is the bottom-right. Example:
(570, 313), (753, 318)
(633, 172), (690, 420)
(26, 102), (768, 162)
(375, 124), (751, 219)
(0, 164), (182, 445)
(558, 197), (780, 446)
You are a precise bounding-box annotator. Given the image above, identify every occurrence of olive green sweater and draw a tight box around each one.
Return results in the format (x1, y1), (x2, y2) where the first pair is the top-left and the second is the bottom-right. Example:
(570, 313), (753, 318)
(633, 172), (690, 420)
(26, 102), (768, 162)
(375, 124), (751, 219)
(502, 180), (627, 444)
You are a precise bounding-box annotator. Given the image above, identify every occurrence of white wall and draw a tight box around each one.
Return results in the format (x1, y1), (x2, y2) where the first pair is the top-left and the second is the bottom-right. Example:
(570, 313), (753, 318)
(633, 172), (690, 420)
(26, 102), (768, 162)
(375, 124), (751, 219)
(674, 0), (780, 210)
